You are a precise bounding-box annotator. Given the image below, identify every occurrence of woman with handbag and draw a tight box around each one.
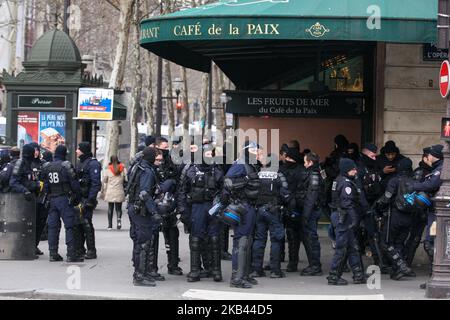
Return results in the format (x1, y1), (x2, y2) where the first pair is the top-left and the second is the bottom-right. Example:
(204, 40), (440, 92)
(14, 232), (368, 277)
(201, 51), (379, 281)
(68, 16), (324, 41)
(102, 155), (127, 230)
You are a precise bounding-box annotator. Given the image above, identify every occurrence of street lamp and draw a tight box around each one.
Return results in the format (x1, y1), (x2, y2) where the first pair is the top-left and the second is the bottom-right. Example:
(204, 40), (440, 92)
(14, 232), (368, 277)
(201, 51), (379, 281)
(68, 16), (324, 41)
(173, 77), (183, 126)
(427, 0), (450, 299)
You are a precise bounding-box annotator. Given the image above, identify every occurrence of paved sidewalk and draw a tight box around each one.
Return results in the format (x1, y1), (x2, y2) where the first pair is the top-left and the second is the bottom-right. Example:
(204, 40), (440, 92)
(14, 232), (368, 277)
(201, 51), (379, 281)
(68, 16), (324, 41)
(0, 201), (433, 300)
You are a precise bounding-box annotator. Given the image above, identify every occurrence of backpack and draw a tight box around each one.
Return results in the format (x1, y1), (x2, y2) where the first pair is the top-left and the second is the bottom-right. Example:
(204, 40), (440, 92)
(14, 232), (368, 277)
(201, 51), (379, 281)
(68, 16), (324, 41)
(394, 176), (416, 213)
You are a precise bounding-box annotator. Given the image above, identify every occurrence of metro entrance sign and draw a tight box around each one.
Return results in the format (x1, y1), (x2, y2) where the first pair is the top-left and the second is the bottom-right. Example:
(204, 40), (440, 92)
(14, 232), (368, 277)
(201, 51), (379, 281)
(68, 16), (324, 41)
(440, 60), (450, 98)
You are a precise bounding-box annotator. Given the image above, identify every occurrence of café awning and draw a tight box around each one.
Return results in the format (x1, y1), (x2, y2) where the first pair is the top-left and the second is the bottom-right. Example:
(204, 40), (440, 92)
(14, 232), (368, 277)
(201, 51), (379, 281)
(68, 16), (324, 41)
(140, 0), (437, 74)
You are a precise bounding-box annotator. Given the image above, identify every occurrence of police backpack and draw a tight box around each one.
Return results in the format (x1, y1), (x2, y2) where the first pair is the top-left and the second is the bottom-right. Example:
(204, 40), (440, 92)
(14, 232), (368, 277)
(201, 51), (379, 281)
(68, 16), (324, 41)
(394, 176), (416, 213)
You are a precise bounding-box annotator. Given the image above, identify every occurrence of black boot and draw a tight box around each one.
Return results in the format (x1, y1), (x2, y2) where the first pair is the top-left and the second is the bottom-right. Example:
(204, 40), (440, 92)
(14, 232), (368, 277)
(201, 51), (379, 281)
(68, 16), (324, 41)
(301, 265), (323, 276)
(83, 219), (97, 259)
(49, 251), (63, 262)
(221, 225), (232, 260)
(165, 226), (183, 275)
(327, 270), (348, 286)
(210, 236), (223, 282)
(385, 246), (413, 281)
(286, 229), (299, 272)
(187, 236), (202, 282)
(66, 236), (84, 263)
(134, 242), (156, 287)
(200, 237), (211, 278)
(230, 237), (253, 289)
(352, 267), (367, 284)
(150, 232), (165, 281)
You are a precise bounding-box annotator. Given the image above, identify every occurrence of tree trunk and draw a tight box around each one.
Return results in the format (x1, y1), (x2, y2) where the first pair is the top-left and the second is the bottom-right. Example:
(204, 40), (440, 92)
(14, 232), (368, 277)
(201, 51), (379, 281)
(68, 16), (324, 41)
(213, 64), (226, 142)
(144, 52), (154, 136)
(104, 0), (135, 168)
(144, 1), (155, 135)
(200, 73), (209, 137)
(164, 60), (175, 138)
(180, 66), (189, 135)
(129, 0), (142, 159)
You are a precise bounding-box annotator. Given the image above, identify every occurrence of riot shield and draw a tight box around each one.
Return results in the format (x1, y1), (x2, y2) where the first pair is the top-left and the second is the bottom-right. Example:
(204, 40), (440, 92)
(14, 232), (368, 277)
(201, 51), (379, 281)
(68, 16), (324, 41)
(0, 193), (36, 260)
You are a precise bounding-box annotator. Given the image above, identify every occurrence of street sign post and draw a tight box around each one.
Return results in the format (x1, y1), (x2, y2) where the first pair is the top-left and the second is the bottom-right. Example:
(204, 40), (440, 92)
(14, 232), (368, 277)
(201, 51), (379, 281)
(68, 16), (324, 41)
(440, 60), (450, 98)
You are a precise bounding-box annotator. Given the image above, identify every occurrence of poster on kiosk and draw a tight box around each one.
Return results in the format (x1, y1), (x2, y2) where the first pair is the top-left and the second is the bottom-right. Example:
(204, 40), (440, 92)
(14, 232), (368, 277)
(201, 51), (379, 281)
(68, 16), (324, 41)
(78, 88), (114, 121)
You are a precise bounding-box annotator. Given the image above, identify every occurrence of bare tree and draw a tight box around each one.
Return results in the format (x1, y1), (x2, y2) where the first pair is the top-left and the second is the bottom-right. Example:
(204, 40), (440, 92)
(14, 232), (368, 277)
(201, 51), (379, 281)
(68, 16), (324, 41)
(180, 66), (189, 134)
(129, 0), (142, 158)
(199, 73), (209, 136)
(164, 59), (175, 138)
(213, 63), (225, 141)
(103, 0), (135, 168)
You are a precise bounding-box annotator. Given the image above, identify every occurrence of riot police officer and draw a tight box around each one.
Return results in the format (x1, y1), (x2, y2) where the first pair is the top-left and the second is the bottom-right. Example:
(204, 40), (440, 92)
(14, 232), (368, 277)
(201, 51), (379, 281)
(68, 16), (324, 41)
(356, 143), (383, 267)
(299, 152), (325, 276)
(0, 147), (19, 192)
(178, 142), (224, 282)
(75, 142), (102, 260)
(375, 158), (416, 280)
(10, 144), (41, 202)
(404, 148), (432, 267)
(280, 147), (305, 272)
(221, 141), (262, 289)
(412, 145), (443, 289)
(127, 147), (160, 287)
(327, 158), (366, 285)
(43, 146), (83, 262)
(155, 137), (183, 276)
(29, 143), (50, 256)
(250, 154), (290, 279)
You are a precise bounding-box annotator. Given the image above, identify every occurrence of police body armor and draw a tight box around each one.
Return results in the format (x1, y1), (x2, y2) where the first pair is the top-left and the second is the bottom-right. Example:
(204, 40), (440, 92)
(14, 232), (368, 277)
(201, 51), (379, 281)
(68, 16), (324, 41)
(361, 167), (382, 202)
(294, 170), (309, 209)
(78, 158), (96, 198)
(309, 170), (327, 208)
(243, 164), (260, 202)
(128, 165), (157, 216)
(188, 165), (217, 203)
(331, 177), (360, 217)
(46, 161), (73, 196)
(256, 170), (282, 206)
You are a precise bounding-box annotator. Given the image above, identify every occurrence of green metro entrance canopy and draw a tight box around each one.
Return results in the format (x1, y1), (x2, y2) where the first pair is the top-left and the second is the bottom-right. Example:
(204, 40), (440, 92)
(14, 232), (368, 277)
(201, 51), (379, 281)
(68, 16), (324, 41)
(140, 0), (437, 72)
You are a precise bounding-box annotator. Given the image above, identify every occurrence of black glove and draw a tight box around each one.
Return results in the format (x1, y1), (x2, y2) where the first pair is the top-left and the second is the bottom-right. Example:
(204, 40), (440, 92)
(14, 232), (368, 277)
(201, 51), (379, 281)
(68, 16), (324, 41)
(24, 191), (33, 202)
(83, 199), (97, 210)
(152, 213), (163, 225)
(180, 213), (191, 226)
(220, 193), (230, 207)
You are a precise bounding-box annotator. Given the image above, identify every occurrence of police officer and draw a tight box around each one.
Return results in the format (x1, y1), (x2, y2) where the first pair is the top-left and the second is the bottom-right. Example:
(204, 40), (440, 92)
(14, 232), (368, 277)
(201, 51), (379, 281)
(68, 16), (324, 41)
(127, 147), (160, 287)
(356, 143), (383, 268)
(221, 141), (261, 289)
(10, 144), (41, 202)
(375, 158), (416, 280)
(250, 153), (289, 279)
(280, 147), (305, 272)
(412, 145), (443, 289)
(155, 137), (183, 276)
(75, 142), (102, 260)
(29, 143), (50, 256)
(376, 141), (405, 191)
(404, 148), (432, 267)
(43, 146), (83, 262)
(299, 152), (325, 276)
(327, 158), (366, 285)
(0, 147), (19, 192)
(178, 142), (224, 282)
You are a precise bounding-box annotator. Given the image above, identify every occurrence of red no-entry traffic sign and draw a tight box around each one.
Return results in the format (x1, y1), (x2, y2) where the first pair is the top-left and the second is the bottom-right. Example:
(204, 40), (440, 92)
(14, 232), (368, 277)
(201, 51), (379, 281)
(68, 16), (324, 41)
(440, 60), (450, 98)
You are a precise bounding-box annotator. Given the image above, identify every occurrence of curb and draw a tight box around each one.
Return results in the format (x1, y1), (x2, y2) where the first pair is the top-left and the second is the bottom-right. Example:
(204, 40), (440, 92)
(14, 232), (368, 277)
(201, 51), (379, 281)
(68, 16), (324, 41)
(0, 289), (152, 300)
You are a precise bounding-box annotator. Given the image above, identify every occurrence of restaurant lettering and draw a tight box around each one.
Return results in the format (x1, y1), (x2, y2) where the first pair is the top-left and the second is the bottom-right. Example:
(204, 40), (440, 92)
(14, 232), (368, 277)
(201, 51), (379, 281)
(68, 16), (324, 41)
(141, 22), (281, 40)
(226, 91), (363, 118)
(141, 26), (160, 39)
